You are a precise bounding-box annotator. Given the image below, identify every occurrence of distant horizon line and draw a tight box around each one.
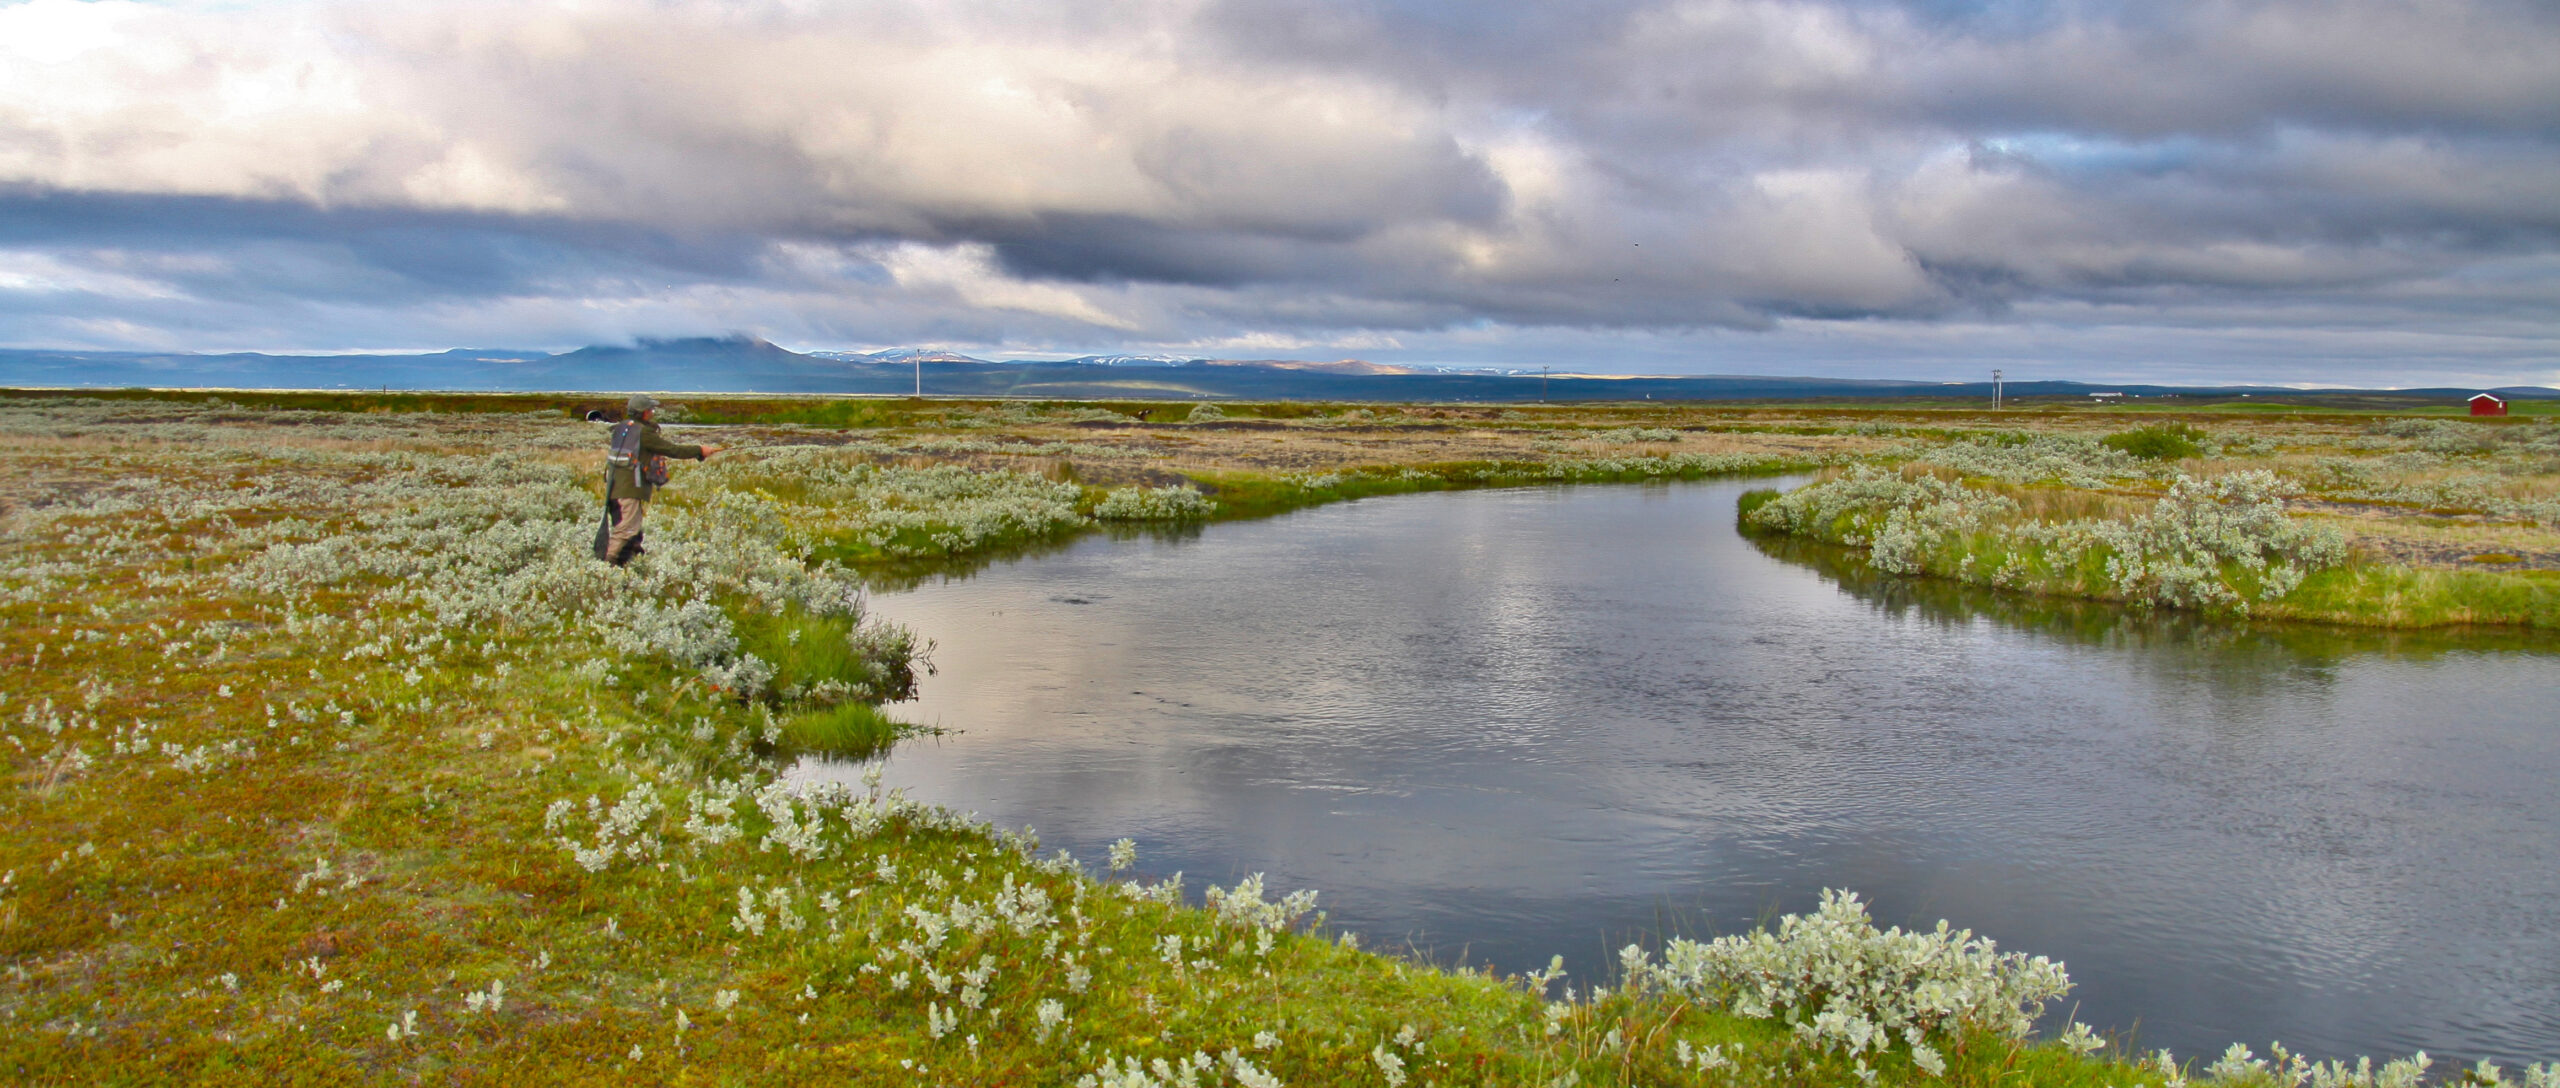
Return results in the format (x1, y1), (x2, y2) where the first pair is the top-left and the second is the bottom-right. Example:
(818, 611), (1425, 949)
(6, 338), (2553, 394)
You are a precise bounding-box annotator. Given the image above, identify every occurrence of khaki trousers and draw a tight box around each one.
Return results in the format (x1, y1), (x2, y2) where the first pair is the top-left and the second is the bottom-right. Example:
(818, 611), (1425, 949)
(606, 498), (647, 559)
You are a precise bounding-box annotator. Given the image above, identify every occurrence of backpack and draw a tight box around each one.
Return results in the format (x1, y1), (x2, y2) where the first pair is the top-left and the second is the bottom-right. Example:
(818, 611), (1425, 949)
(607, 421), (672, 488)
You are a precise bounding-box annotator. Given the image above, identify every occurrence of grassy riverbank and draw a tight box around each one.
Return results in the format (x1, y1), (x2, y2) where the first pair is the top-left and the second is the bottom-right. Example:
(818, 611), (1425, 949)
(1739, 419), (2560, 628)
(3, 393), (2552, 1085)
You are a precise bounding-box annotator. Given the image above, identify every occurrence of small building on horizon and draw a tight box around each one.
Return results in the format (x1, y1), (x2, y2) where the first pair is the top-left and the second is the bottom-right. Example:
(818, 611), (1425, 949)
(2470, 393), (2508, 417)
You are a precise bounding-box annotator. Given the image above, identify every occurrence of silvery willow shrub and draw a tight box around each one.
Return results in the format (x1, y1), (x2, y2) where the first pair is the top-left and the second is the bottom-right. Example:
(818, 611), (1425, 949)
(2302, 456), (2560, 525)
(1744, 466), (2017, 574)
(1621, 889), (2069, 1073)
(2377, 418), (2507, 456)
(1914, 432), (2148, 487)
(2212, 432), (2278, 457)
(1184, 402), (1227, 422)
(1201, 873), (1318, 933)
(2174, 1044), (2551, 1088)
(678, 450), (1086, 559)
(835, 622), (926, 704)
(1092, 485), (1215, 521)
(2185, 1042), (2439, 1088)
(2057, 471), (2348, 611)
(1588, 426), (1684, 443)
(1539, 450), (1794, 482)
(1751, 467), (2348, 611)
(216, 442), (919, 703)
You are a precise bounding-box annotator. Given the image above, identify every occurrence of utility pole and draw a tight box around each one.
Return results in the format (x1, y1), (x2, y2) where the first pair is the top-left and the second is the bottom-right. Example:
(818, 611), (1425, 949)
(1541, 366), (1549, 403)
(915, 356), (922, 399)
(1993, 368), (2004, 410)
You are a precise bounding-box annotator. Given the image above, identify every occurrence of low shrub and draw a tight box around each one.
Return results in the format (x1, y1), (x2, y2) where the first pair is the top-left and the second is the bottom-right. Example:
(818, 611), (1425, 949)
(1741, 466), (2017, 575)
(1624, 889), (2073, 1076)
(1746, 468), (2349, 614)
(1092, 485), (1216, 520)
(1911, 433), (2145, 487)
(731, 605), (924, 705)
(1589, 426), (1684, 443)
(2103, 423), (2209, 461)
(2060, 471), (2348, 609)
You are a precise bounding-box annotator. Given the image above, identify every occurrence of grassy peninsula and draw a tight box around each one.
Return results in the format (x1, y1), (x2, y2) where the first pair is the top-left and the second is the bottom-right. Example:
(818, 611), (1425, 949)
(3, 391), (2554, 1086)
(1738, 417), (2560, 628)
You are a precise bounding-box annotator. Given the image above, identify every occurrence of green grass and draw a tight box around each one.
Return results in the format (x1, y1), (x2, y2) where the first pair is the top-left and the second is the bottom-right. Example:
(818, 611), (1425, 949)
(2102, 422), (2209, 460)
(2274, 564), (2560, 628)
(722, 602), (922, 760)
(731, 606), (870, 690)
(774, 701), (908, 759)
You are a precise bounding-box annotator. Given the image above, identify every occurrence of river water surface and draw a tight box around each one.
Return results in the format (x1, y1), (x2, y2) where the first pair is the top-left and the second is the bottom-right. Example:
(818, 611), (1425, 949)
(798, 478), (2560, 1064)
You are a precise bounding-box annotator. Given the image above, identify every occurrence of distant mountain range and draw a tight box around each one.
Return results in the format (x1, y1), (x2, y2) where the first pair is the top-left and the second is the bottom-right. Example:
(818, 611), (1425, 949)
(812, 350), (1426, 377)
(2, 335), (2548, 404)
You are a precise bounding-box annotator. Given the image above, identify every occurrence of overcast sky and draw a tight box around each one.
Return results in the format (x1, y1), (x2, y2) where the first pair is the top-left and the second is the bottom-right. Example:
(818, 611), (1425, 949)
(2, 0), (2555, 385)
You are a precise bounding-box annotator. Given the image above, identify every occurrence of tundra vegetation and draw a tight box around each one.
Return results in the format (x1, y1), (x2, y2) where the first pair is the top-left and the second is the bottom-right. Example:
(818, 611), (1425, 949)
(1739, 415), (2560, 626)
(2, 390), (2555, 1085)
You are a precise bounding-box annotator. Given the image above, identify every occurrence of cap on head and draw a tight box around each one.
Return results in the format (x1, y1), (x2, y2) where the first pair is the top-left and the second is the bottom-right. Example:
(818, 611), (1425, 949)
(626, 394), (660, 415)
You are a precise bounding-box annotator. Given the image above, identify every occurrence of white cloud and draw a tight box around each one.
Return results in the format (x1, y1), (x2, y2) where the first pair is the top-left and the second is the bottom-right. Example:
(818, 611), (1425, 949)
(0, 249), (185, 299)
(0, 0), (386, 202)
(0, 0), (2552, 383)
(874, 242), (1138, 330)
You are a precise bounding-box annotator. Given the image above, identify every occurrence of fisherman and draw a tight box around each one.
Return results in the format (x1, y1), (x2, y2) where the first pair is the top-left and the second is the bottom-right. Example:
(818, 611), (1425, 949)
(601, 394), (723, 566)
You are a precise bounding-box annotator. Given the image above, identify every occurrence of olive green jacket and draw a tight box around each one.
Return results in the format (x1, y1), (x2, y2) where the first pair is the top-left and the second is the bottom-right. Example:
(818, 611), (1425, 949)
(606, 420), (707, 503)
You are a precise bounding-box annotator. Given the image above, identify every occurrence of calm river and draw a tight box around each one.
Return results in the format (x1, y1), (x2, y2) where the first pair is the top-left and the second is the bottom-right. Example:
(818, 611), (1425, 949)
(797, 477), (2560, 1064)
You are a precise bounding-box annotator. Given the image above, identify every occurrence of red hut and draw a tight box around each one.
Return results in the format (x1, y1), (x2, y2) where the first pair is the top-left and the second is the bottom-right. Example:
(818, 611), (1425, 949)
(2470, 393), (2508, 417)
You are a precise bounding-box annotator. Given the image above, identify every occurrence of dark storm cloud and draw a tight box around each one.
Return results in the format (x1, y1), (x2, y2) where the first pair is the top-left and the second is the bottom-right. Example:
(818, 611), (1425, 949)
(0, 0), (2551, 381)
(0, 187), (786, 304)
